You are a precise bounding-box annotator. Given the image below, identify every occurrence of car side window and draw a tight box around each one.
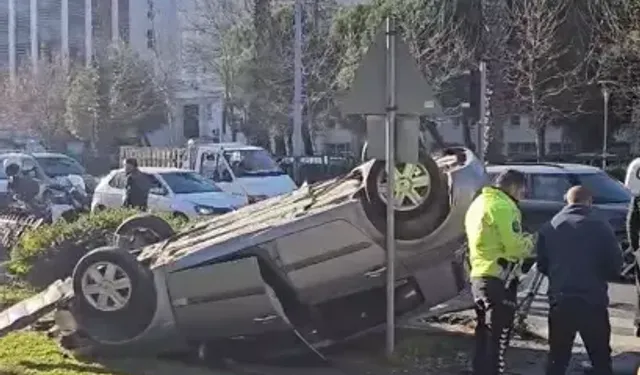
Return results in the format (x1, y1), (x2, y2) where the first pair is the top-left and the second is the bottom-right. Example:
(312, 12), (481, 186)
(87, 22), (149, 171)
(530, 174), (572, 202)
(147, 174), (167, 195)
(108, 172), (126, 189)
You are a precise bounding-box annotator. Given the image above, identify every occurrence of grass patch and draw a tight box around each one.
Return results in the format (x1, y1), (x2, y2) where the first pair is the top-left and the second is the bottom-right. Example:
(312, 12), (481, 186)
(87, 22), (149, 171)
(0, 283), (36, 310)
(0, 332), (228, 375)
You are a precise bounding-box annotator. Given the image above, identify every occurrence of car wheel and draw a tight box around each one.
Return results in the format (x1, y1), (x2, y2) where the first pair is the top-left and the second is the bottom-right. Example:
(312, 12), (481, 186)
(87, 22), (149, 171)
(114, 214), (175, 250)
(71, 246), (157, 343)
(173, 212), (189, 222)
(361, 151), (450, 240)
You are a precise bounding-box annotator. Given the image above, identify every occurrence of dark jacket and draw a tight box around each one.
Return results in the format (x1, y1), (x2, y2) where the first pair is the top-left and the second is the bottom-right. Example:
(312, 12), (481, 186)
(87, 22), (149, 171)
(536, 204), (623, 307)
(124, 170), (150, 209)
(627, 195), (640, 251)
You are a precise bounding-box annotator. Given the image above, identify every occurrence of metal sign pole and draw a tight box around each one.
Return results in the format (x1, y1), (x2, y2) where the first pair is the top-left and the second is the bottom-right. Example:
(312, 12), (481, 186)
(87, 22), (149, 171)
(385, 15), (397, 359)
(478, 61), (487, 163)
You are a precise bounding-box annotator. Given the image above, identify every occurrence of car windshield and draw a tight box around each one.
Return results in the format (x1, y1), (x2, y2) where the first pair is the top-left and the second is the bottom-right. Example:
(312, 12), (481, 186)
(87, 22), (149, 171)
(35, 156), (85, 177)
(574, 172), (632, 204)
(161, 171), (223, 194)
(223, 149), (285, 178)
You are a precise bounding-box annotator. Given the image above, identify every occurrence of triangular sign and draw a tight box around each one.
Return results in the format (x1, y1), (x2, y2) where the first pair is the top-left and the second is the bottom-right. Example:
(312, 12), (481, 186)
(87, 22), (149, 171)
(339, 25), (443, 116)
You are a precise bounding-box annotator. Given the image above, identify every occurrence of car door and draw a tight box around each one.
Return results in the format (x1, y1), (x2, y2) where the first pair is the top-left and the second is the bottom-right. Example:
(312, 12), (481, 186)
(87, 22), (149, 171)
(273, 220), (387, 304)
(206, 152), (246, 197)
(520, 173), (570, 232)
(102, 172), (126, 208)
(146, 174), (173, 212)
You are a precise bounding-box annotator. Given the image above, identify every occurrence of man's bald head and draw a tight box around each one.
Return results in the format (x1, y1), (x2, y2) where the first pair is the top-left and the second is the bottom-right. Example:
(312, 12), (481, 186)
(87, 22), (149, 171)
(566, 185), (593, 205)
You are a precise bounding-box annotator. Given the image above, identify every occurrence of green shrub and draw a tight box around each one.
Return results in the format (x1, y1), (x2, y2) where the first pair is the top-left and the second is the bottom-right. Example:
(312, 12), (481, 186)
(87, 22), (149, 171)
(0, 283), (35, 310)
(8, 208), (187, 288)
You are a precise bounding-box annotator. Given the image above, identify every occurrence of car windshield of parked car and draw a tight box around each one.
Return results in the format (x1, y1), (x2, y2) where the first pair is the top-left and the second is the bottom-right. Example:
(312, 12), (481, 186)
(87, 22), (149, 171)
(575, 172), (632, 204)
(223, 149), (286, 178)
(35, 156), (85, 177)
(161, 172), (223, 194)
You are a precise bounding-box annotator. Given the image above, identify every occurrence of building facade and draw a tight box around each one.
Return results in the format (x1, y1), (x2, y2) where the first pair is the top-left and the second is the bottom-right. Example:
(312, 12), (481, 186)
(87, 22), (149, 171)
(0, 0), (130, 74)
(0, 0), (220, 147)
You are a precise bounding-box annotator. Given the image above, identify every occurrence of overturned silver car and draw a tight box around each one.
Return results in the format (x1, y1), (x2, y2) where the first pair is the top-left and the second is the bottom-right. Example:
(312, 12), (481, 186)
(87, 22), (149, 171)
(0, 148), (488, 359)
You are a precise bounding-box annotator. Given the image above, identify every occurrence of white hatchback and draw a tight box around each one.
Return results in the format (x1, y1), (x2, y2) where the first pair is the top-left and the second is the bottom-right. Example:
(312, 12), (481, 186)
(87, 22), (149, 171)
(91, 167), (249, 219)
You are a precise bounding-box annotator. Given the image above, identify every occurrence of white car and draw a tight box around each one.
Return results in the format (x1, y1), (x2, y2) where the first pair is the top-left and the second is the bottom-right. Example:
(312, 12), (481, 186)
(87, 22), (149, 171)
(91, 167), (249, 219)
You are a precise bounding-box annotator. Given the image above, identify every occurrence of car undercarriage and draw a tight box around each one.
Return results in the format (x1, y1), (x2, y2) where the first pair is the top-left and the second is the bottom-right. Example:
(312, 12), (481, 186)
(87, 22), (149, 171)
(0, 148), (488, 360)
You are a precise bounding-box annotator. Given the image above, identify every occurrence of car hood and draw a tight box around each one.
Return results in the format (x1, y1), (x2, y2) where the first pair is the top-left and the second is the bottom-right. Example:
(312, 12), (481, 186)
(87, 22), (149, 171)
(175, 192), (247, 209)
(236, 175), (297, 197)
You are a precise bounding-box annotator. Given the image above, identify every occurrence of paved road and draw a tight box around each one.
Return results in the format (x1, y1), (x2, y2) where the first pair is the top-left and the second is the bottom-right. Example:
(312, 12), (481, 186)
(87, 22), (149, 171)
(520, 270), (639, 347)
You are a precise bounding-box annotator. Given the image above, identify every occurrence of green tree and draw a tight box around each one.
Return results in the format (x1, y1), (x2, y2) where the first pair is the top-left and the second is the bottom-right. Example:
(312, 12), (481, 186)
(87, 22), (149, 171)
(330, 0), (473, 149)
(0, 55), (72, 146)
(64, 44), (167, 154)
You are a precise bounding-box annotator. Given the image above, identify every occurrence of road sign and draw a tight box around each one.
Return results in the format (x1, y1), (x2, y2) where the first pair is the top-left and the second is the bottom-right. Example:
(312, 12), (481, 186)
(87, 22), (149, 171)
(339, 18), (444, 359)
(340, 26), (442, 116)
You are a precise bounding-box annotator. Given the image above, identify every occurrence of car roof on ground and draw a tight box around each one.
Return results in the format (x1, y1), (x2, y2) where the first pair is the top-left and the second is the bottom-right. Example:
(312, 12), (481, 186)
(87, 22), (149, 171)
(486, 163), (603, 175)
(112, 167), (194, 174)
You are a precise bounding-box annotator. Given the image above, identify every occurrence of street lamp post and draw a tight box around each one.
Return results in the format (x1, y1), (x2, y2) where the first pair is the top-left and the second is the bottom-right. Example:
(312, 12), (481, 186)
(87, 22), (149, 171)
(602, 86), (610, 170)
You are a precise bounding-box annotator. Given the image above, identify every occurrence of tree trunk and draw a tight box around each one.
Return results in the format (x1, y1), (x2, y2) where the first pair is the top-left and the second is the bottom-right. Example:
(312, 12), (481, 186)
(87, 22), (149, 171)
(535, 126), (546, 162)
(481, 0), (510, 163)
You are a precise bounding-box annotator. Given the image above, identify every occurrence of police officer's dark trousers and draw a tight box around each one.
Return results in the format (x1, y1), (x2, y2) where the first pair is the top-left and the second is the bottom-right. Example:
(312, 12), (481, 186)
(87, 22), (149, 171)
(546, 297), (612, 375)
(471, 277), (517, 375)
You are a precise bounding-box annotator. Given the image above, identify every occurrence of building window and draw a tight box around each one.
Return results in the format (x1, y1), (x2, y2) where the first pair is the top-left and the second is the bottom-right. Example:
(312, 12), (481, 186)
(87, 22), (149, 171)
(507, 142), (536, 155)
(146, 30), (155, 49)
(549, 143), (562, 154)
(510, 115), (521, 127)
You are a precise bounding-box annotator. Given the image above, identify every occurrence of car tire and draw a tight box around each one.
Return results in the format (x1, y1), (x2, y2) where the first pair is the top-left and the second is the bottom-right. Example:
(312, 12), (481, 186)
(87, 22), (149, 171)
(114, 214), (175, 250)
(71, 246), (157, 343)
(173, 212), (189, 222)
(361, 151), (450, 240)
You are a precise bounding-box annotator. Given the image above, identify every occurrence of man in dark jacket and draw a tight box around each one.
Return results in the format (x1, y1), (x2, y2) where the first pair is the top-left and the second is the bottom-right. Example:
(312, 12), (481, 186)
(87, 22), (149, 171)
(626, 193), (640, 336)
(123, 158), (149, 211)
(537, 185), (622, 375)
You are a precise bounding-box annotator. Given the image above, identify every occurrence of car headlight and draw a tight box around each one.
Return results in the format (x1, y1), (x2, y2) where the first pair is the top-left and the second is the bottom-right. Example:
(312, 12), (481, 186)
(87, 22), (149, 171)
(194, 205), (233, 215)
(248, 195), (268, 204)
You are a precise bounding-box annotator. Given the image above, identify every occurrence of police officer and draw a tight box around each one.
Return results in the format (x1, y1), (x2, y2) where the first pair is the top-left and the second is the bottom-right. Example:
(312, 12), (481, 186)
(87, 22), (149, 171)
(123, 158), (150, 211)
(537, 186), (621, 375)
(626, 193), (640, 337)
(465, 169), (535, 375)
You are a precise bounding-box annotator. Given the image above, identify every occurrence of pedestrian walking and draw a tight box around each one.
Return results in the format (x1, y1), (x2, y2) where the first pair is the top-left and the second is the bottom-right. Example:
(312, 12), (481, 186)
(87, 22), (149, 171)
(123, 158), (150, 211)
(626, 193), (640, 337)
(465, 169), (535, 375)
(537, 185), (622, 375)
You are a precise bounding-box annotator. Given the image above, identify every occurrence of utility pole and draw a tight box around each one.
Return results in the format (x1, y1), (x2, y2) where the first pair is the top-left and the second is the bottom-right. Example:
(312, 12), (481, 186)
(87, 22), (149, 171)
(602, 85), (610, 169)
(292, 0), (305, 157)
(8, 0), (15, 85)
(478, 61), (487, 163)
